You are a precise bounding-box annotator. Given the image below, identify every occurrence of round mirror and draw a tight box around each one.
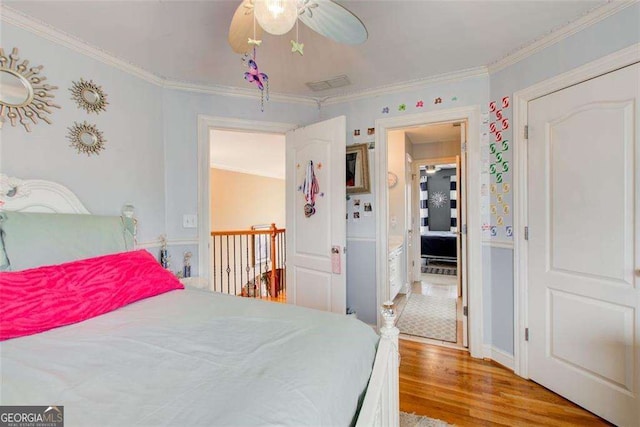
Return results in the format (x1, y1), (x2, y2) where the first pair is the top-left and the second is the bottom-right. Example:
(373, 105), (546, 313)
(71, 79), (108, 114)
(68, 121), (106, 156)
(0, 69), (34, 107)
(79, 131), (97, 146)
(81, 88), (100, 105)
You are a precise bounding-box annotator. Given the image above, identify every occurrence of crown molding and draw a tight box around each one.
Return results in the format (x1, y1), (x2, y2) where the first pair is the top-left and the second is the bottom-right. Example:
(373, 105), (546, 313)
(163, 79), (318, 106)
(321, 66), (489, 106)
(488, 0), (638, 74)
(0, 5), (319, 106)
(0, 5), (165, 86)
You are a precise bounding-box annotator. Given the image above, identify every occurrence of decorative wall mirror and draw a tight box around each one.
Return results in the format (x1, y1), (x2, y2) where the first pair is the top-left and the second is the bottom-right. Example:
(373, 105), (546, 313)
(67, 121), (106, 156)
(70, 78), (108, 114)
(0, 47), (60, 132)
(346, 143), (371, 194)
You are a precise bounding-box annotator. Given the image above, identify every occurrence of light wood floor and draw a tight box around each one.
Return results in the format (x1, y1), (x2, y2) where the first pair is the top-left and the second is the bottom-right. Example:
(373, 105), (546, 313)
(399, 340), (611, 426)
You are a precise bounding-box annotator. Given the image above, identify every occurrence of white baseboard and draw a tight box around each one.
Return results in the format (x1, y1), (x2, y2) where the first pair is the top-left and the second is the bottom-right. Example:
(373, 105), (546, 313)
(483, 344), (515, 371)
(400, 282), (410, 294)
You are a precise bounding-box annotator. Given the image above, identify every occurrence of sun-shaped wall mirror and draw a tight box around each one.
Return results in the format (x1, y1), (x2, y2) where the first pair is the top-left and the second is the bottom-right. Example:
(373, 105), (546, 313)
(0, 47), (60, 132)
(67, 121), (106, 156)
(70, 78), (108, 114)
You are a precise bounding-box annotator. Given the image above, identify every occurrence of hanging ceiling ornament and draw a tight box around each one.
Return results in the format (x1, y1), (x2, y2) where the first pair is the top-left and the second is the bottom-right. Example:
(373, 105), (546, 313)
(228, 0), (368, 54)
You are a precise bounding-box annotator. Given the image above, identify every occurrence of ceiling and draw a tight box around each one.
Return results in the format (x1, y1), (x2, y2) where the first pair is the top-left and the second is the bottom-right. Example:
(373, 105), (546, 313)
(406, 122), (460, 145)
(5, 1), (607, 97)
(210, 129), (285, 179)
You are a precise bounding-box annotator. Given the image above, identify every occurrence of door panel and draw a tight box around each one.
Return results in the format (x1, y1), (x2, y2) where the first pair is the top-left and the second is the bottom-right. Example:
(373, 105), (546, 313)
(286, 116), (347, 314)
(527, 63), (639, 426)
(548, 102), (633, 283)
(292, 142), (332, 257)
(459, 123), (468, 348)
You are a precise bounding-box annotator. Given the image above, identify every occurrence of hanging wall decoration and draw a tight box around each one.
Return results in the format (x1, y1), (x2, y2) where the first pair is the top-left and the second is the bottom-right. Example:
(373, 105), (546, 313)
(70, 78), (108, 114)
(0, 47), (60, 132)
(67, 121), (106, 156)
(302, 160), (320, 218)
(429, 191), (448, 209)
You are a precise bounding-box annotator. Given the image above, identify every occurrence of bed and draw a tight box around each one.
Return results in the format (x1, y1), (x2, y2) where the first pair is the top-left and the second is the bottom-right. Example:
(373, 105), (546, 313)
(421, 231), (457, 265)
(0, 175), (399, 427)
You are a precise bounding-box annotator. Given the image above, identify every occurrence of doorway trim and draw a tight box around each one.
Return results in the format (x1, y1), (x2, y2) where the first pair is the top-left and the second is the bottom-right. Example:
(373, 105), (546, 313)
(374, 106), (483, 358)
(196, 115), (295, 283)
(512, 43), (640, 378)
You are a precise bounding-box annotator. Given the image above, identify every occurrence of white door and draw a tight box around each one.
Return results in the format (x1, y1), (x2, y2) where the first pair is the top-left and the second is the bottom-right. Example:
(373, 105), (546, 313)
(458, 122), (469, 348)
(405, 154), (414, 287)
(286, 116), (347, 314)
(527, 63), (639, 426)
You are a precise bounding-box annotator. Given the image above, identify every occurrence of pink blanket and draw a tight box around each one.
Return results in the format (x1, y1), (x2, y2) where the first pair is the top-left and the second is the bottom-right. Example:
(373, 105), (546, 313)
(0, 250), (183, 341)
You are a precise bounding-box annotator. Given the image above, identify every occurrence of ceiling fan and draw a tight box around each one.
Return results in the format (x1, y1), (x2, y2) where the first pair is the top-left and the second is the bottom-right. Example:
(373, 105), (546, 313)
(228, 0), (368, 55)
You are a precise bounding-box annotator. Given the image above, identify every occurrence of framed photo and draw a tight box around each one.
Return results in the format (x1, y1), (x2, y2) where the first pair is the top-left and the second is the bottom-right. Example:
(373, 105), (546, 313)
(346, 143), (370, 194)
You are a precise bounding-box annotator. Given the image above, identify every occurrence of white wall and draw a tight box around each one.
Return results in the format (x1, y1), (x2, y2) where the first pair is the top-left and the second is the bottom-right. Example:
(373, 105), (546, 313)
(0, 22), (166, 245)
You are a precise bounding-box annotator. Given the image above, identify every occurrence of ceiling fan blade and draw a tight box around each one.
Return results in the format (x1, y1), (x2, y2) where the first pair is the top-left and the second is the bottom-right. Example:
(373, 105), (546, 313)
(298, 0), (367, 45)
(228, 0), (263, 54)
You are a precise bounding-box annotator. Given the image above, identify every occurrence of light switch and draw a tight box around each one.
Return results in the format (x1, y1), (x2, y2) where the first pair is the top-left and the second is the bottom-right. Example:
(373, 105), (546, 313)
(183, 214), (197, 228)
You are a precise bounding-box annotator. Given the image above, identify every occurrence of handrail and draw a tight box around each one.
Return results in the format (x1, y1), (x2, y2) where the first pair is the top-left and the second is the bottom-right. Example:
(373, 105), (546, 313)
(211, 228), (285, 236)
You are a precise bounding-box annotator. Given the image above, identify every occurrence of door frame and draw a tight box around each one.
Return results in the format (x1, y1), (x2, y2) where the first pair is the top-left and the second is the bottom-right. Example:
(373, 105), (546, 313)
(375, 106), (484, 358)
(512, 43), (640, 378)
(196, 115), (295, 283)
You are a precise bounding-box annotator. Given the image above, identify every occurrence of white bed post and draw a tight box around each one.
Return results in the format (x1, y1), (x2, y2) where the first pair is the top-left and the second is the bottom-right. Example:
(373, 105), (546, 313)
(356, 302), (400, 427)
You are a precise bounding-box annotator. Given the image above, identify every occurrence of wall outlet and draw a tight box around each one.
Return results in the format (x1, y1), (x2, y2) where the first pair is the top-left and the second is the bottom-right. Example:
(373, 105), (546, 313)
(183, 214), (197, 228)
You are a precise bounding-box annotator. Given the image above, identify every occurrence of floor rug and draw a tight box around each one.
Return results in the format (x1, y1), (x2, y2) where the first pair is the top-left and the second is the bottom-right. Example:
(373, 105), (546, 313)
(421, 264), (457, 276)
(400, 412), (453, 427)
(397, 293), (457, 342)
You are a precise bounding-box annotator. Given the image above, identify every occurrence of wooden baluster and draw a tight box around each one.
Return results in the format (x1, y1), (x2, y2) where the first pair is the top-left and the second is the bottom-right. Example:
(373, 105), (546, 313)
(270, 223), (277, 298)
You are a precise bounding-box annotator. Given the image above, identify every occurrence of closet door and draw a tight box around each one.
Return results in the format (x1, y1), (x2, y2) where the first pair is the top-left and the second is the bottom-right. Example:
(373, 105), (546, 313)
(527, 63), (639, 426)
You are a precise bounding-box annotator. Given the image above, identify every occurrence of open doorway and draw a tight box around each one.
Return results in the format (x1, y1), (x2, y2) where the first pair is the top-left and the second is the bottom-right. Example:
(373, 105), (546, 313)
(388, 121), (468, 349)
(207, 128), (286, 302)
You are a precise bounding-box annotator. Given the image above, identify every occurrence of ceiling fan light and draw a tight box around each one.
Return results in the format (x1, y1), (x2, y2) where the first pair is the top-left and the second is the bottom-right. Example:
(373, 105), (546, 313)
(254, 0), (298, 35)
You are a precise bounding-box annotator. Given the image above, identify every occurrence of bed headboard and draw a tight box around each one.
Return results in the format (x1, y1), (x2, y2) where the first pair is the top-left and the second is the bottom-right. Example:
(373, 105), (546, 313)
(0, 174), (138, 271)
(0, 174), (90, 214)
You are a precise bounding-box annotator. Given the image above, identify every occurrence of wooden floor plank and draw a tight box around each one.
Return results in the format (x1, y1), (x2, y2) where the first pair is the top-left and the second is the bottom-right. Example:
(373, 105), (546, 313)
(398, 340), (611, 426)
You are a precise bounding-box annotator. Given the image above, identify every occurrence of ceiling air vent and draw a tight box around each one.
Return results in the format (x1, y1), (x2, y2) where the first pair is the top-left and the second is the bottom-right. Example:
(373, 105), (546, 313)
(306, 75), (351, 92)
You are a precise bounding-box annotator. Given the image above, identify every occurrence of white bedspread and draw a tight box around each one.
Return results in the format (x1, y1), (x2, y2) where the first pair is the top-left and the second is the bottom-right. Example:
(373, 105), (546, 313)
(0, 290), (379, 426)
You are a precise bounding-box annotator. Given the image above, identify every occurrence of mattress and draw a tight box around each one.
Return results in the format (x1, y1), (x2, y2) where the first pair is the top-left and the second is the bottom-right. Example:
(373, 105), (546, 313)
(0, 289), (379, 426)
